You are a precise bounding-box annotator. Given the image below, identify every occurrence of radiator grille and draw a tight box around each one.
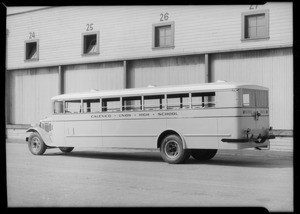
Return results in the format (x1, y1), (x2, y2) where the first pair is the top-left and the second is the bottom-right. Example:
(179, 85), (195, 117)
(42, 123), (52, 132)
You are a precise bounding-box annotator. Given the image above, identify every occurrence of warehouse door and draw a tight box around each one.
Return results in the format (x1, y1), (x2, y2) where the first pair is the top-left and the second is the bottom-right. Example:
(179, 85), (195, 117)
(64, 62), (124, 93)
(127, 55), (205, 88)
(211, 48), (293, 130)
(8, 67), (59, 125)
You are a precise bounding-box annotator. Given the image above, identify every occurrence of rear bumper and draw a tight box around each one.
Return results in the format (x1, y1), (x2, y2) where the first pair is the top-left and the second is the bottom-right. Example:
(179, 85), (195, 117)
(221, 134), (275, 143)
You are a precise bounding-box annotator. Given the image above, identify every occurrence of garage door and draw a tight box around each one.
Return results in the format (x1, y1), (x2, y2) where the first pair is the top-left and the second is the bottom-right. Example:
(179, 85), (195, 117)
(128, 55), (205, 88)
(8, 67), (59, 125)
(64, 62), (124, 93)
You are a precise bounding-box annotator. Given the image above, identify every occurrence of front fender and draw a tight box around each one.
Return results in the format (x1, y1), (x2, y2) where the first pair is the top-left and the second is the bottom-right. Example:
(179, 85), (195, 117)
(26, 127), (52, 146)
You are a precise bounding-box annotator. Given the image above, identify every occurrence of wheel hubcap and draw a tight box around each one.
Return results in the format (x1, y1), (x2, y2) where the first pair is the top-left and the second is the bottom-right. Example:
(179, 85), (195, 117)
(165, 140), (180, 158)
(31, 137), (40, 153)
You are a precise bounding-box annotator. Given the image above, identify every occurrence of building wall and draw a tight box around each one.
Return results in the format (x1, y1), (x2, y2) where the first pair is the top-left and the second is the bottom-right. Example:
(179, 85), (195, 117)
(211, 47), (293, 129)
(6, 3), (292, 70)
(6, 4), (293, 131)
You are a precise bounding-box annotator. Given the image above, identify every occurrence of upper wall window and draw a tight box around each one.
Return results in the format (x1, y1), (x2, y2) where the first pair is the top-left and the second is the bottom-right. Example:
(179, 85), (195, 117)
(25, 40), (39, 61)
(152, 22), (175, 49)
(82, 31), (99, 55)
(241, 10), (269, 41)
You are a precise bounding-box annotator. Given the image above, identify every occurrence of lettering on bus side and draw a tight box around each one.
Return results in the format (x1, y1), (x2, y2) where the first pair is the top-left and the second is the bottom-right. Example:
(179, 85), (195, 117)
(91, 114), (112, 118)
(90, 111), (179, 119)
(158, 112), (178, 116)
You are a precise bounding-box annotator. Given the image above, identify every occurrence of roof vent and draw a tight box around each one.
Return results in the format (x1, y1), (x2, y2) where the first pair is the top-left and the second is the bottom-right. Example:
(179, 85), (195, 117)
(90, 89), (99, 92)
(147, 85), (156, 88)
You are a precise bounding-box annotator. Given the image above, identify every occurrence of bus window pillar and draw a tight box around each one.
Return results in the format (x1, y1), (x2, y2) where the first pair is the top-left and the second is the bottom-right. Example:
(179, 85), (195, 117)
(99, 98), (102, 112)
(164, 94), (167, 110)
(141, 96), (144, 111)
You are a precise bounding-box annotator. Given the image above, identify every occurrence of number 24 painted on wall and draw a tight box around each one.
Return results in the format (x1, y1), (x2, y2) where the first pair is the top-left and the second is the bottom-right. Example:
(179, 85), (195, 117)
(29, 32), (35, 39)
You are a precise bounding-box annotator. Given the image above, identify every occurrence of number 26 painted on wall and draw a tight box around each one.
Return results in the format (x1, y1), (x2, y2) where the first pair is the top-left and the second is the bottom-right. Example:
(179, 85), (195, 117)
(160, 13), (169, 21)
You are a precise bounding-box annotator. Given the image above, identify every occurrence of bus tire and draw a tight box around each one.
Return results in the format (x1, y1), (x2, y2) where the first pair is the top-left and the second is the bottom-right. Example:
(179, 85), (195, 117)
(59, 147), (74, 153)
(160, 134), (190, 164)
(191, 149), (217, 161)
(28, 132), (47, 155)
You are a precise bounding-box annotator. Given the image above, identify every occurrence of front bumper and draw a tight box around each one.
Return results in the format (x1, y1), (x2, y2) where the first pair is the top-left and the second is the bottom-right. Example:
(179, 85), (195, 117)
(221, 134), (275, 144)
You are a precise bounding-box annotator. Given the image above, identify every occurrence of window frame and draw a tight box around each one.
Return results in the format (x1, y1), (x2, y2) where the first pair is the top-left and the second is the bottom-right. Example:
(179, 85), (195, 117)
(24, 39), (39, 61)
(82, 98), (101, 113)
(191, 92), (216, 109)
(143, 94), (166, 110)
(102, 97), (121, 112)
(152, 21), (175, 49)
(64, 100), (82, 114)
(53, 100), (64, 114)
(166, 93), (190, 109)
(241, 9), (269, 41)
(81, 31), (100, 56)
(122, 96), (143, 111)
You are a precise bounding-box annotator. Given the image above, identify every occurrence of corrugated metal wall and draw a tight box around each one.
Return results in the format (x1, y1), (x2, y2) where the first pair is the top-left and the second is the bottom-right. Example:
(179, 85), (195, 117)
(64, 62), (124, 93)
(128, 55), (205, 88)
(8, 67), (58, 125)
(211, 47), (293, 129)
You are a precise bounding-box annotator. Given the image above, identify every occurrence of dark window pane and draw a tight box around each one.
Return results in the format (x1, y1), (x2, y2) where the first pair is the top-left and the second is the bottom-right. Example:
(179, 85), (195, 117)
(26, 42), (37, 59)
(84, 34), (97, 54)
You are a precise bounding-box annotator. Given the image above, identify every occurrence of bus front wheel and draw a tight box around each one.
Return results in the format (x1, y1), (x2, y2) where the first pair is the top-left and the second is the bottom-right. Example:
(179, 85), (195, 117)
(28, 132), (47, 155)
(191, 149), (217, 161)
(160, 134), (190, 164)
(59, 147), (74, 153)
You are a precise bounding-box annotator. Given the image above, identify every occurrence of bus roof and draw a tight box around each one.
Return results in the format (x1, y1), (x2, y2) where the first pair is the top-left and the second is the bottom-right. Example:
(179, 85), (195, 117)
(51, 82), (268, 101)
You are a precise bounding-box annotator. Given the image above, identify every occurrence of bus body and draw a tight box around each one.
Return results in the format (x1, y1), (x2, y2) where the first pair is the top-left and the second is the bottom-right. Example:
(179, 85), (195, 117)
(26, 82), (275, 164)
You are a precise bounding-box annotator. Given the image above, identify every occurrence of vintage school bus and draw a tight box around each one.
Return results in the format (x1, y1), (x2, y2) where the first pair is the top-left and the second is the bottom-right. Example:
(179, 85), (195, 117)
(26, 81), (275, 164)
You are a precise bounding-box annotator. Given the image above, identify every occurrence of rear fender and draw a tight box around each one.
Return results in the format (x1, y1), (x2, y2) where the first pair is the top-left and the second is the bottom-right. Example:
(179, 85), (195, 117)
(157, 129), (187, 149)
(26, 127), (52, 146)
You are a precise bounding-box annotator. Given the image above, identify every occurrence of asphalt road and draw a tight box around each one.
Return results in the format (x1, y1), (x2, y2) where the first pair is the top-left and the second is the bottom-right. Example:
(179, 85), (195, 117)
(6, 141), (293, 211)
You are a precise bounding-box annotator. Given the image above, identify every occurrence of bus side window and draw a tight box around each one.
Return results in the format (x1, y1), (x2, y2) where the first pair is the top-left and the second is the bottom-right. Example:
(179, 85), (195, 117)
(83, 99), (101, 113)
(122, 96), (142, 111)
(255, 90), (268, 107)
(65, 100), (81, 113)
(144, 95), (165, 110)
(54, 101), (64, 114)
(167, 93), (189, 109)
(102, 97), (120, 112)
(192, 92), (215, 109)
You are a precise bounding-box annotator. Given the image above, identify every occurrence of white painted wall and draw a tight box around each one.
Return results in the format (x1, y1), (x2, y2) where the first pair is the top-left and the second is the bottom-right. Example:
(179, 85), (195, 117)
(6, 3), (292, 70)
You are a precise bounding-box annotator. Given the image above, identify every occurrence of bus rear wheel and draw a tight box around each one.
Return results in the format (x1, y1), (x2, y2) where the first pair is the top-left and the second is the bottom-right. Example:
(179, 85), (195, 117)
(191, 149), (217, 161)
(28, 132), (47, 155)
(160, 134), (190, 164)
(59, 147), (74, 153)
